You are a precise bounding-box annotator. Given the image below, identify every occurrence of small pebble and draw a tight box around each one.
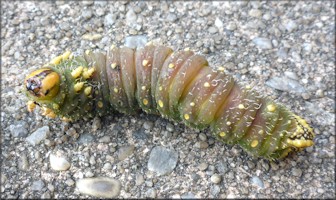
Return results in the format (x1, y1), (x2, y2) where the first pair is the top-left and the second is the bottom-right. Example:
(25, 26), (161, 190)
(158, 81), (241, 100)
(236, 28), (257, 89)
(76, 177), (121, 198)
(210, 174), (222, 184)
(49, 153), (71, 171)
(26, 126), (50, 146)
(148, 146), (178, 176)
(117, 145), (135, 161)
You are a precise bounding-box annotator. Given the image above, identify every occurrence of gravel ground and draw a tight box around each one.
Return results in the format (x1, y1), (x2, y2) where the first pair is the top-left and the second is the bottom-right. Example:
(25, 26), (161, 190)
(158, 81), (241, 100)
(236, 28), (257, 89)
(1, 1), (335, 199)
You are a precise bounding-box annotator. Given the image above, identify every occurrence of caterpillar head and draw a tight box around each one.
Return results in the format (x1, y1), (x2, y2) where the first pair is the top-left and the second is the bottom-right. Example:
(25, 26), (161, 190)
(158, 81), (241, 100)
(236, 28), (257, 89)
(24, 68), (63, 119)
(25, 68), (61, 100)
(286, 115), (315, 149)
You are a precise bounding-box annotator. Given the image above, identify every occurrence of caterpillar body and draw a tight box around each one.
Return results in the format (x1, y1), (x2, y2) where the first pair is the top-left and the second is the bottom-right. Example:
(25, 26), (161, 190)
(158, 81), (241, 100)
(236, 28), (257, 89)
(24, 44), (315, 160)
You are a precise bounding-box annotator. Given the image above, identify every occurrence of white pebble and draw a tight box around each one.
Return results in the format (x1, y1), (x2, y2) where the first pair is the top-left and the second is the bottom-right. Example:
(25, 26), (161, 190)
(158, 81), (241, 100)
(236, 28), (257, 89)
(49, 153), (71, 171)
(76, 177), (121, 198)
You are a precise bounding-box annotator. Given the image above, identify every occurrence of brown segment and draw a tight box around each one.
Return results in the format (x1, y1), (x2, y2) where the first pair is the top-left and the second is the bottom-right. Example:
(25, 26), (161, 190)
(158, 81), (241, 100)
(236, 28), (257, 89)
(135, 45), (156, 113)
(106, 47), (130, 113)
(168, 54), (208, 117)
(151, 46), (174, 106)
(177, 67), (216, 126)
(119, 47), (138, 113)
(155, 50), (194, 118)
(195, 72), (235, 127)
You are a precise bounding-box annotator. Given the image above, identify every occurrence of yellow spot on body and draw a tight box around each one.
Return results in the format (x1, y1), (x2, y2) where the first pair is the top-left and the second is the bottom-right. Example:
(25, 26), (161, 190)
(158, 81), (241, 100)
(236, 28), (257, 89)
(27, 101), (36, 112)
(258, 130), (264, 135)
(50, 55), (62, 65)
(98, 101), (103, 108)
(46, 111), (56, 118)
(184, 114), (190, 120)
(82, 67), (95, 79)
(74, 82), (85, 92)
(267, 104), (276, 112)
(61, 51), (71, 60)
(62, 117), (71, 122)
(85, 50), (91, 55)
(111, 63), (117, 69)
(251, 140), (259, 148)
(204, 82), (210, 88)
(184, 47), (190, 51)
(84, 86), (92, 96)
(159, 86), (163, 91)
(190, 102), (195, 107)
(218, 66), (225, 72)
(246, 85), (251, 89)
(287, 138), (314, 148)
(41, 107), (52, 116)
(141, 86), (146, 91)
(110, 45), (116, 50)
(114, 88), (119, 93)
(52, 103), (59, 110)
(168, 63), (175, 69)
(226, 121), (231, 126)
(71, 66), (84, 78)
(219, 132), (226, 137)
(238, 104), (245, 109)
(142, 60), (149, 67)
(143, 99), (148, 105)
(158, 100), (164, 108)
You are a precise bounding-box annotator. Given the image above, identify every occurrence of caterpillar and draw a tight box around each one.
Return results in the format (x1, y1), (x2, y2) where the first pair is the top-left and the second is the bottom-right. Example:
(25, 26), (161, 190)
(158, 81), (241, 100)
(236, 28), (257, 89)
(24, 44), (315, 160)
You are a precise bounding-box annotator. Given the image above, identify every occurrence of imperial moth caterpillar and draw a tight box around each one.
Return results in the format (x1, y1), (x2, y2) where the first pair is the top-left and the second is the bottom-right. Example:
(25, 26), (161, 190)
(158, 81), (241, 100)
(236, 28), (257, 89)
(24, 44), (315, 160)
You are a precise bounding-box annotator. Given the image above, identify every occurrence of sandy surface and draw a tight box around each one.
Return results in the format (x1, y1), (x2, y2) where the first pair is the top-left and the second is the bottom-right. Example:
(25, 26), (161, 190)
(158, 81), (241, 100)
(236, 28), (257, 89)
(1, 1), (335, 198)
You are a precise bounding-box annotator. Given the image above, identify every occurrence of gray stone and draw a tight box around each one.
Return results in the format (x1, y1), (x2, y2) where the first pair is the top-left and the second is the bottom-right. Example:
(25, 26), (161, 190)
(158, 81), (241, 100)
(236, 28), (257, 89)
(210, 185), (221, 196)
(143, 121), (154, 130)
(117, 145), (135, 161)
(49, 153), (71, 171)
(292, 168), (302, 177)
(266, 76), (306, 93)
(198, 162), (208, 171)
(284, 71), (299, 80)
(251, 176), (264, 188)
(135, 174), (144, 186)
(76, 177), (121, 198)
(252, 37), (273, 49)
(181, 192), (196, 199)
(277, 47), (288, 59)
(209, 26), (218, 34)
(148, 146), (178, 176)
(82, 10), (93, 20)
(226, 22), (237, 31)
(210, 174), (222, 184)
(284, 19), (298, 32)
(133, 128), (149, 140)
(126, 9), (137, 26)
(104, 14), (117, 26)
(145, 188), (157, 198)
(26, 126), (50, 146)
(9, 121), (28, 137)
(194, 141), (209, 149)
(18, 154), (29, 171)
(215, 17), (224, 28)
(167, 13), (178, 22)
(92, 117), (101, 132)
(31, 180), (45, 191)
(249, 9), (262, 17)
(199, 133), (207, 141)
(78, 133), (95, 144)
(124, 35), (148, 49)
